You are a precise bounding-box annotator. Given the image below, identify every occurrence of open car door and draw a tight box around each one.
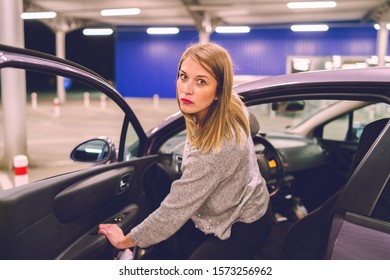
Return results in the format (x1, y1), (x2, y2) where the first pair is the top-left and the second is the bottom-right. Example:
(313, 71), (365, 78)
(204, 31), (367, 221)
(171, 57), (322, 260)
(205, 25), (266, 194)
(0, 45), (155, 259)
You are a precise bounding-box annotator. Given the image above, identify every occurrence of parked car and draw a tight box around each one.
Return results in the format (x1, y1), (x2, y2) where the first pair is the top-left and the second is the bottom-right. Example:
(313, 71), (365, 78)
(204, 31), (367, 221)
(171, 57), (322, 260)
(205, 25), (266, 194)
(0, 44), (389, 260)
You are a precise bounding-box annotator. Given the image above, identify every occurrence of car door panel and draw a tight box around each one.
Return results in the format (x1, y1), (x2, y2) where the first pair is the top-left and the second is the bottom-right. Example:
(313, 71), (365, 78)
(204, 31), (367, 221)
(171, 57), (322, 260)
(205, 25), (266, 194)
(56, 203), (139, 260)
(0, 155), (158, 260)
(53, 166), (135, 223)
(327, 213), (390, 259)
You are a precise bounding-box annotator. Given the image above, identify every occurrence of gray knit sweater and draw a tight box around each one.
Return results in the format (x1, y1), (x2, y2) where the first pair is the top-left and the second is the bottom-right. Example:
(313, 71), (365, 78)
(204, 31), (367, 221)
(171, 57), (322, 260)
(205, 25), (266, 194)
(130, 133), (270, 248)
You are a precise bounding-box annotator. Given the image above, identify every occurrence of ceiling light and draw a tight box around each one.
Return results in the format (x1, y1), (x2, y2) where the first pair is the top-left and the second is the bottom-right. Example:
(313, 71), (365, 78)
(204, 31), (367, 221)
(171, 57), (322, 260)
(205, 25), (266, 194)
(21, 11), (57, 20)
(100, 8), (140, 16)
(291, 24), (329, 32)
(374, 23), (390, 30)
(287, 1), (337, 9)
(215, 26), (250, 33)
(146, 27), (179, 35)
(82, 28), (114, 36)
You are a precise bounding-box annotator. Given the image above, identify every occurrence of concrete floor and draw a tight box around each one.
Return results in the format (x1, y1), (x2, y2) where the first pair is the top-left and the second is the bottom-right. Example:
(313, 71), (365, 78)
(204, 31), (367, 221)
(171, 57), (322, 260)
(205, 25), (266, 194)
(0, 95), (179, 190)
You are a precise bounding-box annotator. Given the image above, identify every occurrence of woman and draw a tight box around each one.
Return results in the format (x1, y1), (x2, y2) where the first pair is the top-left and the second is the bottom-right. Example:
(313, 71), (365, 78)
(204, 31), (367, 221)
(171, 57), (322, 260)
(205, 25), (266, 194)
(99, 42), (271, 259)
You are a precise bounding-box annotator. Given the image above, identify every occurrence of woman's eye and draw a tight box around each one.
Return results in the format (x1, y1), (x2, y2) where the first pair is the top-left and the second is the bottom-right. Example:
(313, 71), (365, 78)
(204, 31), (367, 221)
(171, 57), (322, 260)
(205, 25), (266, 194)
(198, 79), (206, 85)
(179, 73), (187, 80)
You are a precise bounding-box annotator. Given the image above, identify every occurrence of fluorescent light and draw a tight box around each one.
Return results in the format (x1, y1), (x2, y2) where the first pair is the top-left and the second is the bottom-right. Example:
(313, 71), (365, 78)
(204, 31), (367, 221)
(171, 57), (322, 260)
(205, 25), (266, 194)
(215, 26), (250, 33)
(291, 24), (329, 32)
(100, 8), (140, 16)
(146, 27), (179, 35)
(287, 1), (337, 9)
(83, 28), (113, 36)
(21, 11), (57, 20)
(374, 23), (390, 30)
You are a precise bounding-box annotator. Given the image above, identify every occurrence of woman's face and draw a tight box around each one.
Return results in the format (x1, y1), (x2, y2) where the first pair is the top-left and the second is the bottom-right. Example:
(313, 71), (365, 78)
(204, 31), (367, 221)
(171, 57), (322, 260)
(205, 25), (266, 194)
(177, 57), (218, 123)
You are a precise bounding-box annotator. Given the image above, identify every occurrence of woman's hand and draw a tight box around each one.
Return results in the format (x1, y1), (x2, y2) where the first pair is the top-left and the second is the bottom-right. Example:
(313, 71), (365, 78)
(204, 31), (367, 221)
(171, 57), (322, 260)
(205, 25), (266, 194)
(98, 224), (136, 249)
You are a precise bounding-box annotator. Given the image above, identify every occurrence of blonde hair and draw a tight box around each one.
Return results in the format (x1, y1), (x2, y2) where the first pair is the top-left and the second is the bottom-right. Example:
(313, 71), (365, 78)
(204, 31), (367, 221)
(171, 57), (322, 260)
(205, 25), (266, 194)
(176, 42), (250, 153)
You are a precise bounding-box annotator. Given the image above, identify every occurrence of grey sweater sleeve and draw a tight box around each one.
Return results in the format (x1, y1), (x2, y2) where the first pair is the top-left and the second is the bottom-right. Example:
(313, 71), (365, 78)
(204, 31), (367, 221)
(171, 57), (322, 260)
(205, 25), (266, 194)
(130, 141), (231, 248)
(130, 136), (269, 248)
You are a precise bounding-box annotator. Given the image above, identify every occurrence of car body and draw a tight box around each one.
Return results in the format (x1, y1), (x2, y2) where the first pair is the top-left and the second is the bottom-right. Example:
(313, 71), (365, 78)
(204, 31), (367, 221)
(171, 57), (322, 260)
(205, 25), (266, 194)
(0, 44), (389, 260)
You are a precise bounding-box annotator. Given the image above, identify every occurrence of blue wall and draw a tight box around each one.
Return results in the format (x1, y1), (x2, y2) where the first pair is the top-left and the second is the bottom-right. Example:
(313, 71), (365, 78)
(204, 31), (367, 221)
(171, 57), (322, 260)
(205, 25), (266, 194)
(115, 26), (379, 98)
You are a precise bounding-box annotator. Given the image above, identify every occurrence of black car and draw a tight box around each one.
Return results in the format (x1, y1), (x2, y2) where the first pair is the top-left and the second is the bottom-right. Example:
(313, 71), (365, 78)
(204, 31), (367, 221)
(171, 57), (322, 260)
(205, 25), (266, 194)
(0, 44), (389, 260)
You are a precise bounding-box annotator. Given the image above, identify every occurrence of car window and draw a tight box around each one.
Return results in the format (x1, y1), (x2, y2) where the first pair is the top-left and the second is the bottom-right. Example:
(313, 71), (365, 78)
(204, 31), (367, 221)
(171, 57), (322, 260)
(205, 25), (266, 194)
(159, 130), (186, 155)
(159, 100), (390, 162)
(372, 181), (390, 223)
(248, 100), (339, 133)
(160, 99), (347, 153)
(160, 100), (389, 151)
(0, 70), (125, 187)
(323, 103), (389, 142)
(123, 124), (140, 160)
(322, 113), (349, 141)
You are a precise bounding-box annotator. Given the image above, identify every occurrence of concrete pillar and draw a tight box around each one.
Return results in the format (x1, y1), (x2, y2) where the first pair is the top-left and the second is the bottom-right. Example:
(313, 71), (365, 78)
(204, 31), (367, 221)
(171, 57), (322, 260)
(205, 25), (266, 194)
(0, 0), (28, 170)
(56, 30), (66, 103)
(199, 12), (212, 43)
(376, 22), (389, 67)
(42, 16), (83, 103)
(199, 31), (210, 43)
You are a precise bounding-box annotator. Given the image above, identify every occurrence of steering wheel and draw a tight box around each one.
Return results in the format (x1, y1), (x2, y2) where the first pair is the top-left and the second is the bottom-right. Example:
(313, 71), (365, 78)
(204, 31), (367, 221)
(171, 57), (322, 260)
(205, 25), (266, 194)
(253, 135), (285, 197)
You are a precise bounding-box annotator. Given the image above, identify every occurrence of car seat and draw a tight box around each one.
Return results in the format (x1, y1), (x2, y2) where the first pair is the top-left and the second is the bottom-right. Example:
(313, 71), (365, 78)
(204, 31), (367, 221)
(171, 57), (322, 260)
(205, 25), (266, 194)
(281, 117), (389, 259)
(249, 112), (260, 138)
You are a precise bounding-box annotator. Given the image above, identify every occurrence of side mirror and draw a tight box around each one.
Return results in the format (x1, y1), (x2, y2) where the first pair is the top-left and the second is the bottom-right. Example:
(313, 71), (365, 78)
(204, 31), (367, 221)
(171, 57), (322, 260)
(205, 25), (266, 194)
(70, 137), (117, 164)
(272, 101), (305, 112)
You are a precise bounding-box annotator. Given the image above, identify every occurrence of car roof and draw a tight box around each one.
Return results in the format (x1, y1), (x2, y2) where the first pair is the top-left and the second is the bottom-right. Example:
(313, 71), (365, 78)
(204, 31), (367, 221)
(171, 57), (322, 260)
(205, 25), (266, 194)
(235, 67), (390, 97)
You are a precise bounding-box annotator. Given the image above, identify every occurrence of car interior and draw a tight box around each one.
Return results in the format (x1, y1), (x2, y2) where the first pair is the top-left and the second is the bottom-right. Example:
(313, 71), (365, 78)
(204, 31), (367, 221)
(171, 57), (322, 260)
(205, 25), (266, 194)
(259, 117), (389, 260)
(133, 101), (390, 260)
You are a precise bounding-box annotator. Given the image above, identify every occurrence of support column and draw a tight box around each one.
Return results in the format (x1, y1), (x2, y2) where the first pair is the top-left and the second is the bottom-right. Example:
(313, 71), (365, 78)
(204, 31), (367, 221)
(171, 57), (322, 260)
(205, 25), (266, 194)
(199, 31), (210, 44)
(56, 30), (66, 103)
(0, 0), (27, 170)
(199, 12), (212, 43)
(43, 16), (83, 103)
(376, 22), (389, 67)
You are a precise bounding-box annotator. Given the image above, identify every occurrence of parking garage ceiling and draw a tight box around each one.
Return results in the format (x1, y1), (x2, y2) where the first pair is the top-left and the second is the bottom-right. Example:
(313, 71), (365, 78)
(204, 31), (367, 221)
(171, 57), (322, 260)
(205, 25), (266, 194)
(23, 0), (390, 31)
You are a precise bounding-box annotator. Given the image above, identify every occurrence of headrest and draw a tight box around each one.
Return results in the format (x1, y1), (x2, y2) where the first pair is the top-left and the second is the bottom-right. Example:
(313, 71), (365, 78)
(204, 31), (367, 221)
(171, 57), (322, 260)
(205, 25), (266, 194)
(249, 112), (260, 138)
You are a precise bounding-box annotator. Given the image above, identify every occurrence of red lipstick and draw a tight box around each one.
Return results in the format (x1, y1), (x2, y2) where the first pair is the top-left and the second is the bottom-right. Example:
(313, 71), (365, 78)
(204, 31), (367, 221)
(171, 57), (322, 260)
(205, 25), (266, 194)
(180, 98), (193, 105)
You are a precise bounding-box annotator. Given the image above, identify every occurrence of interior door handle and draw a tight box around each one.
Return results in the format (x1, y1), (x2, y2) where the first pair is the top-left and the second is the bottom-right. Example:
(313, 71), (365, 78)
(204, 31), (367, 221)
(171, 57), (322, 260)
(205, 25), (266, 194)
(120, 179), (128, 190)
(118, 173), (131, 193)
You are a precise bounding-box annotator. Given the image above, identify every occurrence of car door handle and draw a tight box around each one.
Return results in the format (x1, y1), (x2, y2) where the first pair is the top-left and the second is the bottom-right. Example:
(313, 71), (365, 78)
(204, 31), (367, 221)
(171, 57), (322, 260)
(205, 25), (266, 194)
(120, 179), (128, 190)
(118, 173), (131, 193)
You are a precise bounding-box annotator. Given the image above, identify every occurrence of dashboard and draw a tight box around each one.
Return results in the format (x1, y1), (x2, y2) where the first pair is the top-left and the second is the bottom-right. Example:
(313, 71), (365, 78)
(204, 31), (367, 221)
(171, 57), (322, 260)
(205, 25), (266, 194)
(159, 130), (331, 188)
(265, 133), (330, 174)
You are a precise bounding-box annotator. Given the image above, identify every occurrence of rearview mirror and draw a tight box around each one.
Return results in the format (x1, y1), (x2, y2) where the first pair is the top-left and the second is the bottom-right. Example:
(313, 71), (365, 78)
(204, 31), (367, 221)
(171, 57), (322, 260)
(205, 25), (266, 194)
(70, 137), (117, 164)
(271, 101), (305, 112)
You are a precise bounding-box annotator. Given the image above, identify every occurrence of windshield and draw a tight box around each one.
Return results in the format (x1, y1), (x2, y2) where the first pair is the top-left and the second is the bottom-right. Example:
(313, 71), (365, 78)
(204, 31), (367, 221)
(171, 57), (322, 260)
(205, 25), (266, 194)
(247, 100), (339, 133)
